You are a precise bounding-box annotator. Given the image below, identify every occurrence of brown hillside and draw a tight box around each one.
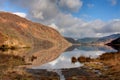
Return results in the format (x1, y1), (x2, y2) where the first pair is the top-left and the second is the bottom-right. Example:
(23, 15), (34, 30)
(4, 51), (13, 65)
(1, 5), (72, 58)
(0, 12), (71, 49)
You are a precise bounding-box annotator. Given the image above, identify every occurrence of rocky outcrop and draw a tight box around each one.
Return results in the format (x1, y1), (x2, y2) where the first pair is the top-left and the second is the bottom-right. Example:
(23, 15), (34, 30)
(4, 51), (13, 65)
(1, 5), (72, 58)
(0, 12), (71, 49)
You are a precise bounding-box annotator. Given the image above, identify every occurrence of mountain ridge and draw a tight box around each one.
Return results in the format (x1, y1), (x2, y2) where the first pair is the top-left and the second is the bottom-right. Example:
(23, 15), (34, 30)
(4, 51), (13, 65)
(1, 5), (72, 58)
(76, 33), (120, 45)
(0, 12), (71, 49)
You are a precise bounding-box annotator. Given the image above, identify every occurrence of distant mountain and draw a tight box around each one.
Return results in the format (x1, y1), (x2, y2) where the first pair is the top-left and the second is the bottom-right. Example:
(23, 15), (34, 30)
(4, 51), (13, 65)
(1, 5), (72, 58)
(97, 34), (120, 43)
(77, 38), (99, 44)
(64, 37), (78, 44)
(0, 12), (71, 49)
(77, 34), (120, 45)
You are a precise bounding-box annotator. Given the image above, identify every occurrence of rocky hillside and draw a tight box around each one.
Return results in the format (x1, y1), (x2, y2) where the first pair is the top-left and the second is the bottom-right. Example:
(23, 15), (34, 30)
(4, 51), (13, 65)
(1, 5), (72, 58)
(0, 12), (71, 49)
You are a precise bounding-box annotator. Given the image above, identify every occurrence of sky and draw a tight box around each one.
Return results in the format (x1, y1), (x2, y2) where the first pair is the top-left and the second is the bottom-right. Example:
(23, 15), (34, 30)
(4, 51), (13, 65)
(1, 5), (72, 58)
(0, 0), (120, 38)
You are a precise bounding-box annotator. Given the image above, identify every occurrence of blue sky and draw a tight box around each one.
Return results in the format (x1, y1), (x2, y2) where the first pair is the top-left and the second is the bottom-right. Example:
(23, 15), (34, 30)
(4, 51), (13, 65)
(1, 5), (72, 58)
(0, 0), (120, 38)
(73, 0), (120, 21)
(1, 1), (27, 13)
(1, 0), (120, 21)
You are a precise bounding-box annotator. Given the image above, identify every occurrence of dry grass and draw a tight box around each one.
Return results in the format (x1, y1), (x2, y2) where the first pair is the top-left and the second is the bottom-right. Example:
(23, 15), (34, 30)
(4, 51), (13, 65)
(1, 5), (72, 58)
(0, 53), (34, 80)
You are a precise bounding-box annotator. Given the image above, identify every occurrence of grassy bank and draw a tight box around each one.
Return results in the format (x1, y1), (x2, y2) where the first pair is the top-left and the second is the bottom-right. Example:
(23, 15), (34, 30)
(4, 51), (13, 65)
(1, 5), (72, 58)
(0, 53), (34, 80)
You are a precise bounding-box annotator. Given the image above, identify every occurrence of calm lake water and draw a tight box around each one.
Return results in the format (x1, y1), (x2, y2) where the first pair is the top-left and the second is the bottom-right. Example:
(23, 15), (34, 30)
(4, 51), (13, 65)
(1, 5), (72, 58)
(1, 44), (118, 80)
(32, 45), (117, 69)
(22, 45), (119, 80)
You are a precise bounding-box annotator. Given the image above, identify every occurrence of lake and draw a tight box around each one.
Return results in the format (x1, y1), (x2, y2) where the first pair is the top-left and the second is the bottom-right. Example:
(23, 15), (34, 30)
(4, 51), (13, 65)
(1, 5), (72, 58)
(32, 45), (116, 69)
(1, 45), (120, 80)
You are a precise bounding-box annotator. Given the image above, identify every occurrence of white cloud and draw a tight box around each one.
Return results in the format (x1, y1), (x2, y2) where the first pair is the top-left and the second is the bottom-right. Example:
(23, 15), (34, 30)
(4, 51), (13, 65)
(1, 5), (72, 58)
(48, 23), (58, 30)
(0, 9), (4, 11)
(113, 19), (120, 21)
(3, 0), (120, 38)
(59, 0), (83, 12)
(13, 12), (26, 18)
(48, 23), (65, 33)
(104, 20), (120, 33)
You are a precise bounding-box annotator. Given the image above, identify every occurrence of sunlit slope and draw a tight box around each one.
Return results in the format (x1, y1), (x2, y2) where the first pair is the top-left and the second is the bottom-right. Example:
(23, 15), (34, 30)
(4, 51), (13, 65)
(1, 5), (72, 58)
(0, 12), (71, 48)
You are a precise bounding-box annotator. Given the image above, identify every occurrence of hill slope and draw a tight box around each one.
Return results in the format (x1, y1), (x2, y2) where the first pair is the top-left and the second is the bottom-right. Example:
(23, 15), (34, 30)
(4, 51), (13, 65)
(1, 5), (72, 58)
(64, 37), (78, 44)
(96, 34), (120, 44)
(77, 34), (120, 45)
(0, 12), (71, 49)
(110, 37), (120, 44)
(107, 37), (120, 45)
(77, 38), (99, 44)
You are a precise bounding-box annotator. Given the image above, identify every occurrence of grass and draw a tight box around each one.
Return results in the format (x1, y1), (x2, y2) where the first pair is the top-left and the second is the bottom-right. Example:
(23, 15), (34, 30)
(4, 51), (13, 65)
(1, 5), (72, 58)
(0, 53), (34, 80)
(77, 52), (120, 79)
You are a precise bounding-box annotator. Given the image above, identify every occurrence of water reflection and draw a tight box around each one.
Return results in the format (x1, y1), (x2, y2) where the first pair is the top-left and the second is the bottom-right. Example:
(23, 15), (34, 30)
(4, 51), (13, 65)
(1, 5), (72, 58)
(110, 45), (120, 52)
(27, 50), (120, 80)
(71, 56), (92, 64)
(77, 52), (120, 79)
(67, 45), (116, 52)
(24, 44), (69, 67)
(32, 45), (117, 69)
(1, 44), (120, 80)
(0, 44), (118, 69)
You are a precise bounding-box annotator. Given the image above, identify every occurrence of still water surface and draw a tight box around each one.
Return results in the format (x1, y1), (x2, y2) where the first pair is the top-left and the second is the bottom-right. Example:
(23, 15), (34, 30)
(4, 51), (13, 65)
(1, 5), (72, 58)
(0, 44), (119, 80)
(32, 45), (117, 69)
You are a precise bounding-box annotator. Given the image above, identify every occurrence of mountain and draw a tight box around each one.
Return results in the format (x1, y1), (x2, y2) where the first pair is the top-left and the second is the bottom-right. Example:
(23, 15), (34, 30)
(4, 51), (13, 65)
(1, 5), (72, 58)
(64, 37), (78, 44)
(107, 37), (120, 51)
(96, 34), (120, 44)
(77, 38), (99, 44)
(0, 12), (71, 49)
(77, 34), (120, 45)
(109, 37), (120, 45)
